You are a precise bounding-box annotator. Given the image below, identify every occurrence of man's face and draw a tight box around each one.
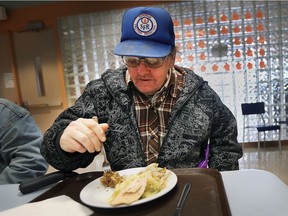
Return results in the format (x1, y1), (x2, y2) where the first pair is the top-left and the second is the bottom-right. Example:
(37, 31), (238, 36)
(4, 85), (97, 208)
(127, 55), (175, 96)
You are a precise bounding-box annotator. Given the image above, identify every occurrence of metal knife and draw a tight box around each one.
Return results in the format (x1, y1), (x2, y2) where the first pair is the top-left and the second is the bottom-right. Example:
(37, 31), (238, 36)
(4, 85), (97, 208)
(173, 183), (191, 216)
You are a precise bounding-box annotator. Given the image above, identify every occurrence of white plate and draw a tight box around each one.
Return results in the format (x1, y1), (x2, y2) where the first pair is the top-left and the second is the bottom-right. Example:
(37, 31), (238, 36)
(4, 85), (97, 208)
(80, 167), (177, 208)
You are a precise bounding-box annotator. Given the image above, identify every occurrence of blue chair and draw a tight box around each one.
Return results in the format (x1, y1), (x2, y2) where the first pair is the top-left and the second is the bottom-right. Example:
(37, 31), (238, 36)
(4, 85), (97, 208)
(241, 102), (282, 158)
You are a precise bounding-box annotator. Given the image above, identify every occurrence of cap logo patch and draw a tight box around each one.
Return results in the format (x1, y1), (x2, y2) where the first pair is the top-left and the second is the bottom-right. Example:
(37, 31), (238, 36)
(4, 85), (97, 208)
(133, 14), (157, 36)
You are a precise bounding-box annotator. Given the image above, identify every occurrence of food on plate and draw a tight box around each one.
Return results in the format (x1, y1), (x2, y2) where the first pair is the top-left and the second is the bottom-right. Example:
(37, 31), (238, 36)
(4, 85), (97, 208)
(110, 174), (148, 206)
(100, 163), (171, 206)
(100, 171), (123, 188)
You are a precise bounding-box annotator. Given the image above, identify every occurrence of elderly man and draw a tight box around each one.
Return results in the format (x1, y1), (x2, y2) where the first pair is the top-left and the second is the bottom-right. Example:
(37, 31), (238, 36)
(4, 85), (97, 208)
(41, 7), (242, 172)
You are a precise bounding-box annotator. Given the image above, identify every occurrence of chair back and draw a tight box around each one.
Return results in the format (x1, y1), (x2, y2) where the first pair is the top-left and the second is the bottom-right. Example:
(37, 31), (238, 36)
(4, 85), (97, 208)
(241, 102), (265, 115)
(241, 102), (282, 157)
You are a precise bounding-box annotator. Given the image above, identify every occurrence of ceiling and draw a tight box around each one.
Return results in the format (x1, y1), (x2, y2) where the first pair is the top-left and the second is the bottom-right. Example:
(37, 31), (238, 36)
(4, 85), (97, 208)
(0, 1), (52, 10)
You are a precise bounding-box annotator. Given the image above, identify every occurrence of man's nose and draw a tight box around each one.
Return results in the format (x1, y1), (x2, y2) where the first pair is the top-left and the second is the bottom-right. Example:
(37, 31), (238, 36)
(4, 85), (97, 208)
(137, 61), (150, 74)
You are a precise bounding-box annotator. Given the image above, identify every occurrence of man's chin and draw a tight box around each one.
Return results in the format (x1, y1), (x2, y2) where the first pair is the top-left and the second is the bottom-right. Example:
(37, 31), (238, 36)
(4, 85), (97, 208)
(138, 89), (156, 96)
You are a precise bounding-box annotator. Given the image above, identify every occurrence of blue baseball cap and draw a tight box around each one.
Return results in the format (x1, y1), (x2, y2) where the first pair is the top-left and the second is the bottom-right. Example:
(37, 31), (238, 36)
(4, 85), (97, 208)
(113, 7), (175, 58)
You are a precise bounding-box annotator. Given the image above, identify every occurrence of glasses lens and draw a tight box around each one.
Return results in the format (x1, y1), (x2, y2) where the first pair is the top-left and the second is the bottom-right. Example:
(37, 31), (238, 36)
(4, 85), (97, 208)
(123, 57), (140, 67)
(122, 56), (166, 68)
(145, 58), (163, 68)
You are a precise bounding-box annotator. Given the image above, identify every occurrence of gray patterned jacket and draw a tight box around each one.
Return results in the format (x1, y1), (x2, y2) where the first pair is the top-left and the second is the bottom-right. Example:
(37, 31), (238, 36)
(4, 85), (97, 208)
(41, 66), (243, 172)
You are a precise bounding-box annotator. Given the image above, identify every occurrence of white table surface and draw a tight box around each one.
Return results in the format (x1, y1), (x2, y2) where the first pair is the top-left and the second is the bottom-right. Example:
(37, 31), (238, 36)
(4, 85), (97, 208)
(1, 169), (288, 215)
(221, 169), (288, 216)
(0, 184), (50, 212)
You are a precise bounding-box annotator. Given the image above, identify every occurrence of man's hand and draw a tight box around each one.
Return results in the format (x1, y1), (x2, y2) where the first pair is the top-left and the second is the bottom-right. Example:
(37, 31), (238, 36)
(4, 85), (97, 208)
(60, 118), (109, 153)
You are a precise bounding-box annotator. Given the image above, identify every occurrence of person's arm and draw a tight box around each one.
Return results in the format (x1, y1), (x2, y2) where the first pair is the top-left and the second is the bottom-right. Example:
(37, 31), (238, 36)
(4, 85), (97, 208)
(208, 92), (243, 171)
(41, 79), (109, 172)
(0, 113), (48, 184)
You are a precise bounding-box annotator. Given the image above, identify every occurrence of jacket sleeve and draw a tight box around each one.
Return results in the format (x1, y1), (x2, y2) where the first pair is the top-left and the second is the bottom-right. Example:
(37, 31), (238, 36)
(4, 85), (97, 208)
(0, 113), (48, 184)
(41, 82), (100, 172)
(208, 92), (243, 171)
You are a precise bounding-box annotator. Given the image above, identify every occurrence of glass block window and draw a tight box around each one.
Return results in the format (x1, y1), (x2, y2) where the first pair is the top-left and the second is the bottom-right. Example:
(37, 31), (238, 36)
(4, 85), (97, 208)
(58, 1), (288, 142)
(58, 10), (124, 104)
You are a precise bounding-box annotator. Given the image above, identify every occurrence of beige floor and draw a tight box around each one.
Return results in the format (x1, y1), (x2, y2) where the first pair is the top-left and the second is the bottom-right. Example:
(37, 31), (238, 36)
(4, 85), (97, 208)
(47, 145), (288, 185)
(239, 145), (288, 185)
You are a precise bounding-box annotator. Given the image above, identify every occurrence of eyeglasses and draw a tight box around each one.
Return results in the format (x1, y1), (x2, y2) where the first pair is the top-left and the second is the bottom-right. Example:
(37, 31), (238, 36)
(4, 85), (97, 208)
(122, 56), (168, 68)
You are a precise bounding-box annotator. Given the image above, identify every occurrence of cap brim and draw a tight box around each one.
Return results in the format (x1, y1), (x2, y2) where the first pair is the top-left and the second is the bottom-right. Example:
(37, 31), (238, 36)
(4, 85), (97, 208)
(113, 40), (172, 58)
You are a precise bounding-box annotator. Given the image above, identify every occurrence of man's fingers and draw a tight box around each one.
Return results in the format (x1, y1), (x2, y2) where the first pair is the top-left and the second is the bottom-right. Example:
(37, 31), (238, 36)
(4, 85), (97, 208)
(100, 123), (109, 131)
(85, 120), (108, 142)
(60, 118), (109, 153)
(60, 132), (87, 153)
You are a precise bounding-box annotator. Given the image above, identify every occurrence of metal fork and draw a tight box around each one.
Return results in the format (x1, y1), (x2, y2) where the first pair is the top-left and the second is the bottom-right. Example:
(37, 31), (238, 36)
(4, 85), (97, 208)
(102, 150), (111, 172)
(173, 183), (191, 216)
(100, 143), (111, 172)
(92, 116), (111, 172)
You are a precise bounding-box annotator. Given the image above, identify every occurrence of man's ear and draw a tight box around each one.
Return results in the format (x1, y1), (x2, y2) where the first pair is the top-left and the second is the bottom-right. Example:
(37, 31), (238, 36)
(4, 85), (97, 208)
(169, 55), (176, 68)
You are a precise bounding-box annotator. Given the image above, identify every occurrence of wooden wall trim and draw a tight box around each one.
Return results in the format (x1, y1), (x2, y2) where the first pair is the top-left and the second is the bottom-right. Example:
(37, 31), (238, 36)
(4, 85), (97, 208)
(52, 24), (68, 108)
(7, 31), (22, 104)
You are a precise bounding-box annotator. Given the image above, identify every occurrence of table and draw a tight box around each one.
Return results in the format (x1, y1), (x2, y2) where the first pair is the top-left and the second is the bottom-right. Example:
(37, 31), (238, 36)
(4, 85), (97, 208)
(0, 184), (50, 212)
(221, 169), (288, 216)
(0, 169), (288, 215)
